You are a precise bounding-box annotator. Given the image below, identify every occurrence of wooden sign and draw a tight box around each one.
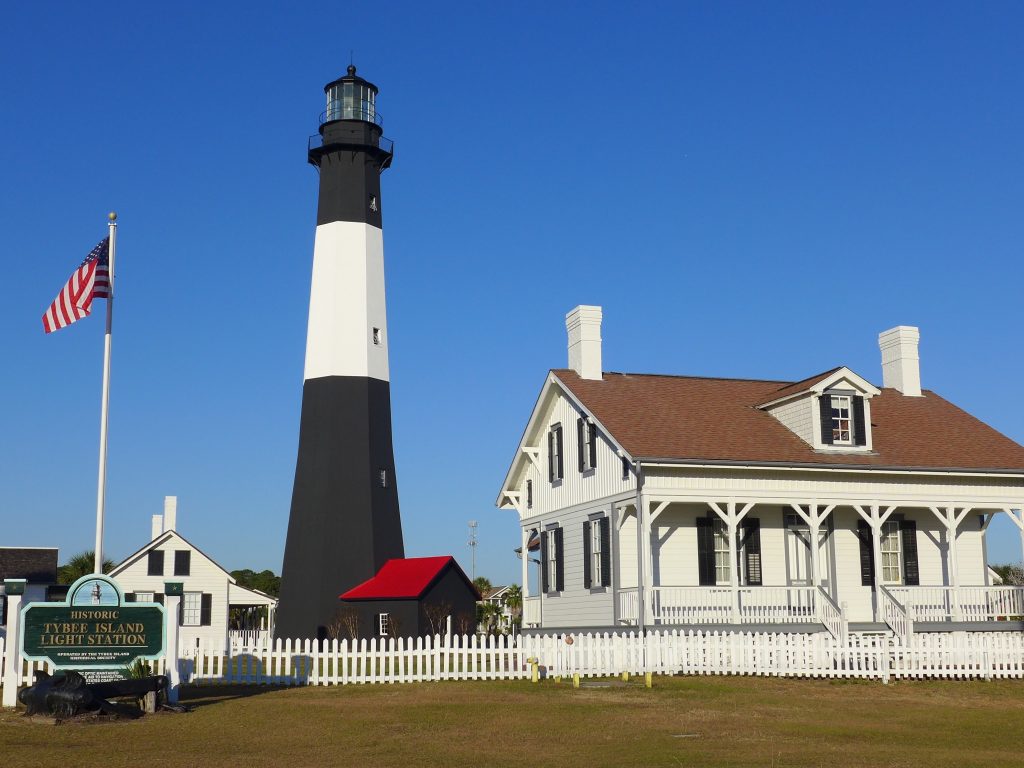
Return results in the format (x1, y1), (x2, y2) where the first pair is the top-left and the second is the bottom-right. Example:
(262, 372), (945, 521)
(21, 574), (164, 670)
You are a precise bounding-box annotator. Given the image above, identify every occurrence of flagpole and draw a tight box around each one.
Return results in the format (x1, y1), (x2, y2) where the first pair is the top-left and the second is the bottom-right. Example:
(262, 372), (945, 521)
(93, 212), (117, 574)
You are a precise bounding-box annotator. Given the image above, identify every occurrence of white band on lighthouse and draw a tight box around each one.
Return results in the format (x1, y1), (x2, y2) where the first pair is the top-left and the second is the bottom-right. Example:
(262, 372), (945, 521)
(303, 220), (390, 382)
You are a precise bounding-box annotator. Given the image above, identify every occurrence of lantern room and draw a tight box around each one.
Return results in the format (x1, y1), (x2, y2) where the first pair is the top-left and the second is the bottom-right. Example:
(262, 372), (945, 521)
(323, 65), (380, 125)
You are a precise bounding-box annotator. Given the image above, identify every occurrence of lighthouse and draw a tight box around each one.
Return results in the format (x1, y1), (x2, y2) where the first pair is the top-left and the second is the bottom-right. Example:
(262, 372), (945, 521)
(276, 66), (405, 640)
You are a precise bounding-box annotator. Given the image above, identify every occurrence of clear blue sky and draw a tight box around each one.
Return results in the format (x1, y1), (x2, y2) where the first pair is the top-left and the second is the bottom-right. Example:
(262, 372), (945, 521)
(3, 2), (1023, 584)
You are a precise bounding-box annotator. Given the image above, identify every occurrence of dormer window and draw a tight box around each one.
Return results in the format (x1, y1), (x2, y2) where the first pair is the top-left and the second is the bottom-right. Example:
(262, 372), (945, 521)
(818, 391), (867, 447)
(831, 395), (852, 444)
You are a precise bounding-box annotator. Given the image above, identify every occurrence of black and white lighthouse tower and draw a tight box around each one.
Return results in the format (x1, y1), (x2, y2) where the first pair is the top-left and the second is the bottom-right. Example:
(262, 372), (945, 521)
(276, 67), (405, 639)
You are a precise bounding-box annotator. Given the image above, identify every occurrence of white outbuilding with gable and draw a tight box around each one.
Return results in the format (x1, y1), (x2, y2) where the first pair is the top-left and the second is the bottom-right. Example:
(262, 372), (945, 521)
(109, 496), (276, 649)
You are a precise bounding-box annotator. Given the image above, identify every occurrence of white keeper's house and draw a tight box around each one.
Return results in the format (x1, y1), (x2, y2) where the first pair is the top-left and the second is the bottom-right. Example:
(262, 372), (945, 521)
(497, 306), (1024, 640)
(109, 497), (277, 649)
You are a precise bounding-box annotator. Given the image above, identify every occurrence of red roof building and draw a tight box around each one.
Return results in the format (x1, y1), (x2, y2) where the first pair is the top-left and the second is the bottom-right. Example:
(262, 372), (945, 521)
(338, 556), (479, 639)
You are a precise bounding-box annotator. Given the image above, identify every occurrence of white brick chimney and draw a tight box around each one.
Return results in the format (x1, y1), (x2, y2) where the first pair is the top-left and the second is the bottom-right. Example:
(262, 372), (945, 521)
(163, 495), (178, 532)
(878, 326), (922, 396)
(151, 514), (164, 540)
(566, 305), (603, 380)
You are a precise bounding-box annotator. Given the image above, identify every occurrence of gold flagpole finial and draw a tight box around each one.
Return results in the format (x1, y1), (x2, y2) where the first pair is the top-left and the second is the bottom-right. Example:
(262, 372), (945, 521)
(108, 211), (117, 222)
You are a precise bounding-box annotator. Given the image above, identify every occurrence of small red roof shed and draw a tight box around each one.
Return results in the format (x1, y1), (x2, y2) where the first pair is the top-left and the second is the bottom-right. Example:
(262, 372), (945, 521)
(339, 556), (479, 601)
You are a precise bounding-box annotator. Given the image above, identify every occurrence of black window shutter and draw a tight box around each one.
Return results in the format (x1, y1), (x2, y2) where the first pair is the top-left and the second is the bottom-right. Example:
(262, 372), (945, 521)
(857, 520), (875, 586)
(819, 396), (834, 445)
(589, 423), (598, 469)
(554, 527), (564, 592)
(577, 418), (586, 472)
(600, 518), (612, 587)
(555, 426), (564, 480)
(174, 550), (191, 577)
(541, 531), (550, 593)
(547, 431), (555, 482)
(526, 480), (533, 508)
(583, 520), (592, 588)
(124, 592), (136, 602)
(743, 519), (762, 586)
(853, 396), (867, 446)
(201, 593), (212, 626)
(900, 520), (920, 586)
(147, 550), (164, 576)
(696, 517), (716, 586)
(0, 595), (6, 623)
(178, 599), (184, 626)
(154, 593), (164, 605)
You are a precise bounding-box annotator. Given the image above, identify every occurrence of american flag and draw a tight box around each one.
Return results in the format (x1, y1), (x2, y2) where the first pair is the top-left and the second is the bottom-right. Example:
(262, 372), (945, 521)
(42, 237), (112, 334)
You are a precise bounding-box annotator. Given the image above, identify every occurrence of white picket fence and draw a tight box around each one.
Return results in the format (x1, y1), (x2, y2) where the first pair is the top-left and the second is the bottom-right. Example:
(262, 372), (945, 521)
(4, 631), (1024, 692)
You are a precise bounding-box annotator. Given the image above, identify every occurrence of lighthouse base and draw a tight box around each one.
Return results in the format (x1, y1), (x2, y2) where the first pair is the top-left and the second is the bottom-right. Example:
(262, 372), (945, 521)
(276, 375), (405, 640)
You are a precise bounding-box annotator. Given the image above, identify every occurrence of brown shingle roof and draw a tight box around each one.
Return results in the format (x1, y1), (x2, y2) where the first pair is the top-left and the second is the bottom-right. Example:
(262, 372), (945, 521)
(554, 369), (1024, 472)
(0, 548), (58, 583)
(756, 367), (843, 405)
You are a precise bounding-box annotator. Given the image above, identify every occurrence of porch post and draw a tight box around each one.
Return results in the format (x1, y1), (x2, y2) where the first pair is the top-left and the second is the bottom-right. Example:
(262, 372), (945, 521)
(854, 504), (895, 623)
(727, 509), (739, 624)
(870, 512), (883, 622)
(520, 528), (530, 599)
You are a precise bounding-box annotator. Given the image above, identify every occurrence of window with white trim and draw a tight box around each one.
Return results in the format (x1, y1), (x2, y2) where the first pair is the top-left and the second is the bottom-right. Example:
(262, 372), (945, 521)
(378, 612), (390, 637)
(526, 479), (533, 509)
(880, 520), (902, 584)
(831, 395), (852, 444)
(548, 530), (558, 590)
(182, 591), (202, 626)
(135, 592), (155, 603)
(591, 521), (603, 586)
(548, 424), (563, 482)
(713, 519), (730, 585)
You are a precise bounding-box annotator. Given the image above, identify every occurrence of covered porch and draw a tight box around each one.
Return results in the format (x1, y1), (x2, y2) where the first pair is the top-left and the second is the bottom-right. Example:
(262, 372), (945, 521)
(614, 494), (1024, 639)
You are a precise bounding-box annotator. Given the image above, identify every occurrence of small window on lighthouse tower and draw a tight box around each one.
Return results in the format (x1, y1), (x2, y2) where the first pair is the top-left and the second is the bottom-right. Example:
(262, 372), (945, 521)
(372, 328), (382, 345)
(369, 195), (378, 213)
(379, 468), (388, 488)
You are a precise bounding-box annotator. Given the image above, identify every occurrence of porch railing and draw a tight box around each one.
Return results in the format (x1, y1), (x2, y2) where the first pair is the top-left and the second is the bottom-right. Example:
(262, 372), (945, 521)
(617, 587), (639, 624)
(617, 586), (826, 626)
(735, 586), (819, 624)
(817, 588), (847, 641)
(523, 596), (542, 627)
(879, 585), (912, 642)
(888, 586), (1024, 623)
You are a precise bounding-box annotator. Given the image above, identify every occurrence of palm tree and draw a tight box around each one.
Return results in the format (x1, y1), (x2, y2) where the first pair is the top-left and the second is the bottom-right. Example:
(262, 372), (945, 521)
(58, 550), (115, 585)
(472, 576), (492, 595)
(504, 584), (522, 621)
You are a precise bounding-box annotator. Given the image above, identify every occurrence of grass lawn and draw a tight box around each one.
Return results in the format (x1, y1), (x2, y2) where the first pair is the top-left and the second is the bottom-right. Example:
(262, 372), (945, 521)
(1, 676), (1022, 767)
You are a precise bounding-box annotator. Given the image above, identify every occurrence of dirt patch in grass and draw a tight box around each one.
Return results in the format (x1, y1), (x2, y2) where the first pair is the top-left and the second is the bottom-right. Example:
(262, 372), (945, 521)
(1, 677), (1022, 767)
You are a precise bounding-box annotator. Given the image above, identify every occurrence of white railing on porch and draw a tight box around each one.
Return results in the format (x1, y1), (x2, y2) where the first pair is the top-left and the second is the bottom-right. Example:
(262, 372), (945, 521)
(523, 596), (542, 627)
(617, 586), (829, 628)
(888, 586), (1024, 623)
(228, 629), (271, 649)
(617, 588), (639, 624)
(653, 587), (733, 623)
(879, 585), (912, 642)
(817, 588), (846, 642)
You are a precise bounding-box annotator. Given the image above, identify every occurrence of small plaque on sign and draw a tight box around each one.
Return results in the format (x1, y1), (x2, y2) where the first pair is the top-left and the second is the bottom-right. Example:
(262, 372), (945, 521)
(164, 582), (184, 597)
(3, 579), (26, 596)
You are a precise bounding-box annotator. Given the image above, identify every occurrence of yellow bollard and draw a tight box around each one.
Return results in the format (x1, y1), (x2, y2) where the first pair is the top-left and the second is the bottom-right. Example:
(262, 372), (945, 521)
(554, 675), (562, 684)
(644, 671), (653, 688)
(529, 658), (539, 683)
(572, 673), (580, 688)
(621, 671), (629, 682)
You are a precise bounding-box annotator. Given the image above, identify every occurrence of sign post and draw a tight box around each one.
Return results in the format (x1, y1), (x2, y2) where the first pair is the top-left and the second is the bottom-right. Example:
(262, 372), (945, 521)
(20, 574), (164, 684)
(2, 580), (26, 708)
(164, 582), (182, 703)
